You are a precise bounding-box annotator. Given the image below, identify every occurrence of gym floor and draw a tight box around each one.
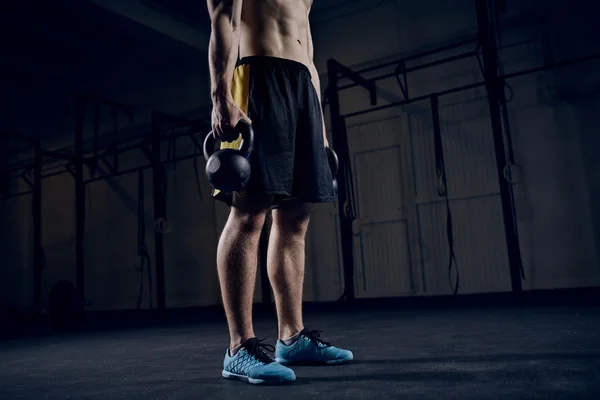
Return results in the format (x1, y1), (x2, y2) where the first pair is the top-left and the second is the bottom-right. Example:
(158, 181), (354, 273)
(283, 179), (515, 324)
(1, 306), (599, 399)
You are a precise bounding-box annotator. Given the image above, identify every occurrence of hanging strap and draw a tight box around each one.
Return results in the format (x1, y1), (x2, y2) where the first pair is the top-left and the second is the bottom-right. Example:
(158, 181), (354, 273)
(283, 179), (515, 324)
(136, 169), (153, 309)
(431, 95), (459, 295)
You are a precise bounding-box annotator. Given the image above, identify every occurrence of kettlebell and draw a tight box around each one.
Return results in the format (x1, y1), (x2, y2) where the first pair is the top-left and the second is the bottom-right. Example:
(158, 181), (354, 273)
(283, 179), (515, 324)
(203, 121), (254, 193)
(325, 147), (339, 196)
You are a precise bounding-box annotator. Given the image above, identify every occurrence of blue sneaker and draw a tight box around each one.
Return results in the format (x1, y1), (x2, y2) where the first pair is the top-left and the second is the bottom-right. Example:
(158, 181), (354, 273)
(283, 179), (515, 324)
(275, 329), (354, 365)
(222, 338), (296, 385)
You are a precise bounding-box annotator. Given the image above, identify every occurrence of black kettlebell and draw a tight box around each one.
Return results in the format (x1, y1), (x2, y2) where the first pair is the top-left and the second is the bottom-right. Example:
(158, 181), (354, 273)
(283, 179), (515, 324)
(203, 121), (254, 193)
(325, 147), (339, 196)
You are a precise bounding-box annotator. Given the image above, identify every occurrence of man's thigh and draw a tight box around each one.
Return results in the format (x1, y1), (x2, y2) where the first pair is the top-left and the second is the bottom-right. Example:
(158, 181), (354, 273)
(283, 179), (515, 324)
(231, 192), (274, 215)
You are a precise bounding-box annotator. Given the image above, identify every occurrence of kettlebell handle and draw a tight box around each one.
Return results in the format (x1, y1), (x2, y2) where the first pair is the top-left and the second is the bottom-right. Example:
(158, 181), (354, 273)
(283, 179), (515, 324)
(325, 146), (339, 177)
(203, 120), (254, 161)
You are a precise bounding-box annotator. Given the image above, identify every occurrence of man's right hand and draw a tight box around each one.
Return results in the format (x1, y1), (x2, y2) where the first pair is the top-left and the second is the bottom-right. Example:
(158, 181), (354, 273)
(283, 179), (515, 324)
(211, 97), (252, 142)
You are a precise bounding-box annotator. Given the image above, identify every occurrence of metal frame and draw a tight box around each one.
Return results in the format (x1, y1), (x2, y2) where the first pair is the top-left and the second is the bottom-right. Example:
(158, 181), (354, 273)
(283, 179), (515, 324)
(0, 132), (43, 315)
(326, 0), (600, 303)
(1, 96), (209, 315)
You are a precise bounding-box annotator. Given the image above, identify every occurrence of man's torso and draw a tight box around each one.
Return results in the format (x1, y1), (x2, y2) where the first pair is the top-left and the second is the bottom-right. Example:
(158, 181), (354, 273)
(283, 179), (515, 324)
(240, 0), (313, 67)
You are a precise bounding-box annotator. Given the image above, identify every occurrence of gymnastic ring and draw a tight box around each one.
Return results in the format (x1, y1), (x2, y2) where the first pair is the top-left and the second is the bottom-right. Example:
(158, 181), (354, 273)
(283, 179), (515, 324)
(436, 175), (447, 197)
(343, 201), (352, 219)
(154, 217), (174, 233)
(503, 163), (523, 184)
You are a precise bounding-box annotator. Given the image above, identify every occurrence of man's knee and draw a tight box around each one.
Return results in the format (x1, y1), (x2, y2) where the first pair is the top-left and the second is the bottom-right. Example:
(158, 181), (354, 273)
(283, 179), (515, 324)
(230, 210), (267, 234)
(272, 202), (313, 235)
(229, 193), (272, 234)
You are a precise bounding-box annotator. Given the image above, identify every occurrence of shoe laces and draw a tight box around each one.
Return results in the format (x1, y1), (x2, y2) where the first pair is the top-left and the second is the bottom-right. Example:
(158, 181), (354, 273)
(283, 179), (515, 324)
(243, 338), (275, 364)
(303, 329), (331, 347)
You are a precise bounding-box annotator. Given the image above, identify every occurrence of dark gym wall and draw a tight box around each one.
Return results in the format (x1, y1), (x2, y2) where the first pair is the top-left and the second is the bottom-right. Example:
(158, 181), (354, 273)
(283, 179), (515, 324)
(0, 0), (218, 316)
(544, 0), (600, 278)
(504, 0), (600, 290)
(2, 0), (599, 317)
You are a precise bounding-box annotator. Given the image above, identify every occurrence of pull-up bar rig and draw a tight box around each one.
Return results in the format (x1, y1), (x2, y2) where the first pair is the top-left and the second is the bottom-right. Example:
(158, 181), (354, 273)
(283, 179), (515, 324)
(326, 0), (600, 303)
(1, 95), (210, 316)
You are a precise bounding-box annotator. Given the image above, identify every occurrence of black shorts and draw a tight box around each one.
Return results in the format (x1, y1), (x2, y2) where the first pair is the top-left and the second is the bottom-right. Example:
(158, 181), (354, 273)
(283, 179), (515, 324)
(211, 56), (337, 208)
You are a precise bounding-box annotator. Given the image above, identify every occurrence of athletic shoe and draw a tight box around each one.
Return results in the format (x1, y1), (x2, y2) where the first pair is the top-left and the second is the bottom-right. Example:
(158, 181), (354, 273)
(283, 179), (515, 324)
(275, 328), (354, 365)
(222, 338), (296, 385)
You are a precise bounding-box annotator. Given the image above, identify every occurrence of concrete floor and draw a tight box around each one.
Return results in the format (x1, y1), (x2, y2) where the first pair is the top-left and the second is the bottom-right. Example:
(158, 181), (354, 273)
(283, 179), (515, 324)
(1, 307), (599, 399)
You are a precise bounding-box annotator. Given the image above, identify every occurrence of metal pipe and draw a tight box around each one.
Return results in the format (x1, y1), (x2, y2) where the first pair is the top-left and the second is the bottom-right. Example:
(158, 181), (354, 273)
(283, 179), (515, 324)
(342, 80), (486, 118)
(330, 60), (378, 105)
(0, 131), (38, 145)
(75, 95), (86, 314)
(78, 92), (136, 121)
(6, 126), (209, 184)
(32, 140), (42, 317)
(502, 51), (600, 80)
(40, 150), (75, 161)
(7, 163), (33, 174)
(353, 38), (476, 75)
(8, 142), (197, 186)
(83, 148), (205, 184)
(475, 0), (523, 295)
(338, 39), (533, 92)
(2, 190), (33, 199)
(339, 50), (480, 91)
(341, 50), (600, 119)
(151, 117), (166, 309)
(41, 169), (68, 180)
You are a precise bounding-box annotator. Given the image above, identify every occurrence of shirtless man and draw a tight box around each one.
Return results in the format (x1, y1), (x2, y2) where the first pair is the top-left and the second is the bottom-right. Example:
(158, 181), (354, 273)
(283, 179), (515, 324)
(207, 0), (353, 385)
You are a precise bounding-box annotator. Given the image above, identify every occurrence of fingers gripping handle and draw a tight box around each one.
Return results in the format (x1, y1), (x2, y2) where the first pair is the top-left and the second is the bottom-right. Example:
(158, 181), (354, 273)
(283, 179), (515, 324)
(203, 120), (254, 161)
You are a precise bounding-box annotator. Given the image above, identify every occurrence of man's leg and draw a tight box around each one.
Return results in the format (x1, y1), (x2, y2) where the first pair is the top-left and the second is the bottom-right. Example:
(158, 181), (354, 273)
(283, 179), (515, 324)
(267, 202), (313, 339)
(268, 201), (354, 366)
(217, 193), (271, 350)
(219, 192), (296, 385)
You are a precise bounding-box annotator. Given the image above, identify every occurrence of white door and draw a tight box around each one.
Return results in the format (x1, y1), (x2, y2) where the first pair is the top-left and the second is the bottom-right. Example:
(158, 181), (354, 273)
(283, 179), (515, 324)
(346, 117), (415, 298)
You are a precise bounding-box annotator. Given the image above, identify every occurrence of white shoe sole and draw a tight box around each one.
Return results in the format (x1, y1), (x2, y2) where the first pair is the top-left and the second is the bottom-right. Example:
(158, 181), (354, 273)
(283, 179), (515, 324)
(222, 370), (294, 385)
(275, 357), (352, 365)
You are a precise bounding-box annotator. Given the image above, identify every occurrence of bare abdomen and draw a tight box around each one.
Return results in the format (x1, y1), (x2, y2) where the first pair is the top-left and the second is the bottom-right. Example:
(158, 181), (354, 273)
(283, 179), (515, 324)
(239, 1), (310, 66)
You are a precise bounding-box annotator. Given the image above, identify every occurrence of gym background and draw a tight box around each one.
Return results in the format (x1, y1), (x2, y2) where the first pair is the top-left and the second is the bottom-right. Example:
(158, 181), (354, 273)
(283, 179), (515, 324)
(1, 0), (599, 398)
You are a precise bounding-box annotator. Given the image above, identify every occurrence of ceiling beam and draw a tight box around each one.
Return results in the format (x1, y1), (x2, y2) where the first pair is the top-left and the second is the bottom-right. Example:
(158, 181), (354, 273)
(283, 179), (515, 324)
(87, 0), (209, 52)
